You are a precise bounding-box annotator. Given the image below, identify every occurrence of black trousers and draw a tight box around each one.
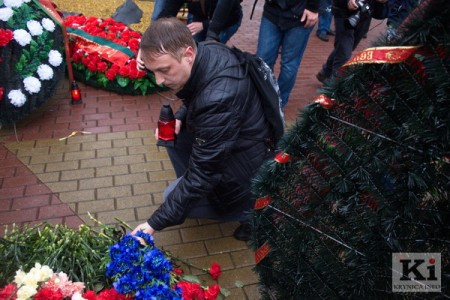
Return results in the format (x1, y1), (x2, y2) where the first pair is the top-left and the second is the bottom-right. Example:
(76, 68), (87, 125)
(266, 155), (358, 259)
(321, 15), (372, 77)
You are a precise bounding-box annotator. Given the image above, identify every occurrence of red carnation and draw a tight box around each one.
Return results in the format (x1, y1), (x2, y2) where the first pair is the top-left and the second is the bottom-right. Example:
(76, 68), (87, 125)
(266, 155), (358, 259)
(209, 262), (221, 280)
(173, 268), (183, 276)
(128, 38), (140, 52)
(204, 284), (221, 300)
(177, 281), (204, 300)
(97, 61), (109, 73)
(82, 290), (97, 300)
(105, 68), (117, 81)
(0, 283), (17, 300)
(0, 29), (14, 47)
(34, 287), (64, 300)
(118, 66), (130, 77)
(87, 61), (98, 72)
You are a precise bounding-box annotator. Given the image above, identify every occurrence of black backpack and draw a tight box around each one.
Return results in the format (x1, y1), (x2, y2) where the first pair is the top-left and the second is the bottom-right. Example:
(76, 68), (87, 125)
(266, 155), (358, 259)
(201, 42), (285, 147)
(228, 46), (285, 146)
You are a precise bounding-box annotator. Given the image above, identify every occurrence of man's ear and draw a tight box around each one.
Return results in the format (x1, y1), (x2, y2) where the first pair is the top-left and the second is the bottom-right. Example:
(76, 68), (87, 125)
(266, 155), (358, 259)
(184, 46), (196, 65)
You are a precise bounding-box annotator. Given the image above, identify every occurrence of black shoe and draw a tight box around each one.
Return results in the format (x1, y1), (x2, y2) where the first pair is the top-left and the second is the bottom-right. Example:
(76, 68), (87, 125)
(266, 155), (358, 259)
(233, 223), (252, 241)
(316, 71), (328, 84)
(327, 29), (335, 36)
(316, 32), (329, 42)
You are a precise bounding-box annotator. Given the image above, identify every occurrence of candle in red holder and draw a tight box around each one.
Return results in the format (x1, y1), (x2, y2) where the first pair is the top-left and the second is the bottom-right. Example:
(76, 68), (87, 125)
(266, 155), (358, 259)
(157, 103), (176, 147)
(71, 81), (82, 104)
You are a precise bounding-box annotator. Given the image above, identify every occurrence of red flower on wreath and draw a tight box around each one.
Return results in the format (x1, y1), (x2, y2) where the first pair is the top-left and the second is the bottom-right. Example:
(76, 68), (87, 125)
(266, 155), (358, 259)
(0, 28), (14, 47)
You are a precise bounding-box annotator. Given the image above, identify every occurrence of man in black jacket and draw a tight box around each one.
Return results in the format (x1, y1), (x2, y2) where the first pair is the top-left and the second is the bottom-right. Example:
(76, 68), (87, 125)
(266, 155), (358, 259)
(316, 0), (389, 82)
(131, 17), (275, 241)
(156, 0), (242, 43)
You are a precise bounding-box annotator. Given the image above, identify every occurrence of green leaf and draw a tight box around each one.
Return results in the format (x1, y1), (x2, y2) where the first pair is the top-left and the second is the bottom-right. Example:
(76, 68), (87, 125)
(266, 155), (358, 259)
(86, 70), (94, 81)
(181, 274), (201, 284)
(220, 287), (231, 297)
(97, 74), (109, 88)
(234, 280), (244, 288)
(116, 76), (130, 87)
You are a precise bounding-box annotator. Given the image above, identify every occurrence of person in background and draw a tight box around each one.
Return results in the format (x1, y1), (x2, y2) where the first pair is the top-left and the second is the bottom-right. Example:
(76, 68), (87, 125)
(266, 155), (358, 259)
(316, 0), (389, 83)
(151, 0), (165, 21)
(156, 0), (243, 43)
(256, 0), (319, 109)
(132, 17), (275, 241)
(316, 0), (335, 42)
(386, 0), (418, 40)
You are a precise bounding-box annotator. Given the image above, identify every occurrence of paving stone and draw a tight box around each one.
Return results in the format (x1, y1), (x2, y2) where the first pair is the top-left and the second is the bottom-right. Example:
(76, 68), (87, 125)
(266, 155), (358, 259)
(64, 150), (96, 161)
(162, 241), (208, 259)
(11, 194), (51, 209)
(126, 130), (153, 139)
(112, 137), (144, 148)
(46, 181), (79, 193)
(59, 189), (96, 203)
(230, 249), (256, 268)
(205, 237), (249, 254)
(80, 157), (112, 169)
(243, 284), (261, 300)
(180, 224), (223, 242)
(129, 161), (162, 173)
(96, 147), (127, 158)
(37, 172), (60, 183)
(96, 165), (129, 177)
(116, 194), (152, 209)
(217, 266), (259, 289)
(45, 160), (79, 172)
(96, 208), (136, 224)
(114, 173), (149, 186)
(81, 140), (112, 151)
(49, 143), (81, 154)
(61, 168), (95, 181)
(30, 153), (63, 164)
(148, 170), (176, 182)
(186, 253), (234, 274)
(133, 181), (168, 195)
(96, 132), (127, 141)
(16, 146), (49, 157)
(79, 176), (113, 190)
(77, 199), (115, 214)
(113, 154), (145, 165)
(38, 203), (76, 219)
(97, 185), (132, 199)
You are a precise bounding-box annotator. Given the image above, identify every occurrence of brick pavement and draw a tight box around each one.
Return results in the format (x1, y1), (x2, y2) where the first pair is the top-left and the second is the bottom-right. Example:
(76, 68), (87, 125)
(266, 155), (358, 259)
(0, 1), (387, 298)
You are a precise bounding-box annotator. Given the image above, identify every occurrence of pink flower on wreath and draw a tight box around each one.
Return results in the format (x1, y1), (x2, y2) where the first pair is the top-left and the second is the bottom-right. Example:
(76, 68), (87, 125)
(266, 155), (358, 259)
(0, 283), (17, 300)
(0, 28), (14, 46)
(41, 272), (84, 298)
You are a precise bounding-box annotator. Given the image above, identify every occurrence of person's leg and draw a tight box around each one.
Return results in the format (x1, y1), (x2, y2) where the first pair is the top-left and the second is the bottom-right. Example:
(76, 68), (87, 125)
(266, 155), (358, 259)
(151, 0), (165, 21)
(165, 129), (193, 178)
(278, 25), (313, 107)
(218, 10), (243, 44)
(256, 16), (282, 70)
(317, 0), (332, 37)
(329, 17), (355, 75)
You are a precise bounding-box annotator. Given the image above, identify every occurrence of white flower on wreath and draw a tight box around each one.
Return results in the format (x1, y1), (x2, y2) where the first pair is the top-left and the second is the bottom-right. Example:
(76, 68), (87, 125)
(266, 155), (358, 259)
(16, 285), (38, 300)
(27, 20), (43, 36)
(3, 0), (23, 8)
(8, 89), (27, 107)
(13, 29), (32, 46)
(48, 49), (63, 67)
(37, 64), (54, 80)
(23, 0), (32, 2)
(0, 7), (14, 22)
(42, 18), (56, 32)
(23, 76), (42, 94)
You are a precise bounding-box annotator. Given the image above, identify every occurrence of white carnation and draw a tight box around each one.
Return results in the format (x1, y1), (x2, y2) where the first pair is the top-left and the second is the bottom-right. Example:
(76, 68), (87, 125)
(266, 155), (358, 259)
(13, 29), (32, 46)
(37, 64), (54, 80)
(3, 0), (23, 8)
(27, 20), (43, 36)
(16, 285), (37, 300)
(8, 89), (27, 107)
(42, 18), (56, 32)
(48, 50), (63, 67)
(23, 76), (41, 94)
(0, 7), (14, 22)
(23, 0), (31, 2)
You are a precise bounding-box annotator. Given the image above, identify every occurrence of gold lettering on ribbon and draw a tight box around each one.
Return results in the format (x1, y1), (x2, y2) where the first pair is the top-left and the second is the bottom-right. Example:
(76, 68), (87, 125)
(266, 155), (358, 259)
(343, 46), (420, 67)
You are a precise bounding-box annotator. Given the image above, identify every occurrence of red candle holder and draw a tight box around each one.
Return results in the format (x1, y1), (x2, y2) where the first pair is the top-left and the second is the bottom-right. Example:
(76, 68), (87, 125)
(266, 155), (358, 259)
(71, 81), (82, 104)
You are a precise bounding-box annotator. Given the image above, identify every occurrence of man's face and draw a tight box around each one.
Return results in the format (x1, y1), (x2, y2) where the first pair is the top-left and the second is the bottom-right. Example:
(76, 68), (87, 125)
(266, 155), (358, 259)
(142, 47), (195, 93)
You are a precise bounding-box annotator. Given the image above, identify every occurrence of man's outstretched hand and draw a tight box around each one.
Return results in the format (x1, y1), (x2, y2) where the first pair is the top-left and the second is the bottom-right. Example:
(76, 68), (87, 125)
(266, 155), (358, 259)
(131, 222), (155, 236)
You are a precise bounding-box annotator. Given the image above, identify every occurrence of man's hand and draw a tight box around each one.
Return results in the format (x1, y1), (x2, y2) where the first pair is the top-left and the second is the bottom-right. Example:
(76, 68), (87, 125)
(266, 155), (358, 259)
(187, 22), (204, 36)
(348, 0), (359, 10)
(136, 49), (145, 71)
(131, 222), (155, 236)
(301, 9), (318, 28)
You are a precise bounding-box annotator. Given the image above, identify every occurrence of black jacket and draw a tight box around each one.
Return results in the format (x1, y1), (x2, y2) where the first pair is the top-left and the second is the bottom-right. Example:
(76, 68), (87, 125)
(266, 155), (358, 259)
(158, 0), (242, 41)
(148, 42), (272, 230)
(263, 0), (320, 31)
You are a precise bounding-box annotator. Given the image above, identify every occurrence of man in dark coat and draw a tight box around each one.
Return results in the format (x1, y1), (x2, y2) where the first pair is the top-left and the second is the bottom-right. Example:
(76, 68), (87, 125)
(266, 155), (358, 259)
(131, 17), (275, 241)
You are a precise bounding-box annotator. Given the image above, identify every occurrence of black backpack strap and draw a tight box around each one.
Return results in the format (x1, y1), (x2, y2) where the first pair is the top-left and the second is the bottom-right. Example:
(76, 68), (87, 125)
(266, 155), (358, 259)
(250, 0), (258, 20)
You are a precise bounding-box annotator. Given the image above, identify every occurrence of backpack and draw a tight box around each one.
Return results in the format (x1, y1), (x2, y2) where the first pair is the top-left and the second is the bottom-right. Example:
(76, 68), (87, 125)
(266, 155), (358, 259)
(201, 42), (285, 147)
(229, 46), (285, 146)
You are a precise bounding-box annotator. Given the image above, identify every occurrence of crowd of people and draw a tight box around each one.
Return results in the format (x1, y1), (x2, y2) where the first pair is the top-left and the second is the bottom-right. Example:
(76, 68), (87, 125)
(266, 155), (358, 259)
(131, 0), (420, 242)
